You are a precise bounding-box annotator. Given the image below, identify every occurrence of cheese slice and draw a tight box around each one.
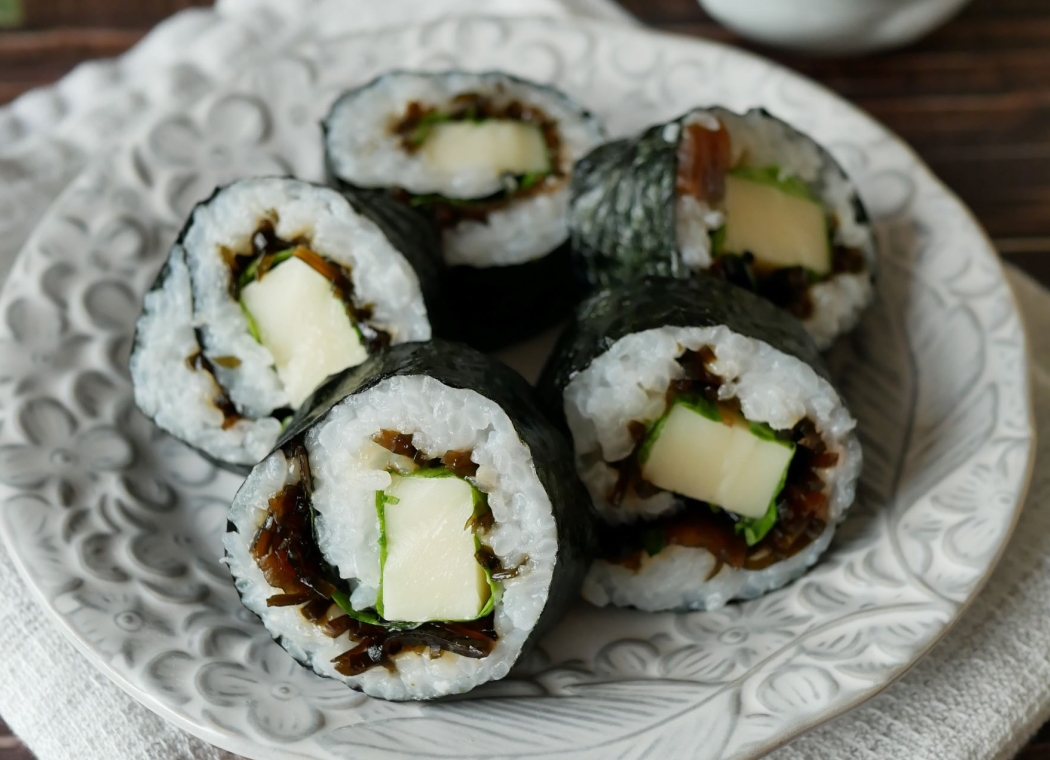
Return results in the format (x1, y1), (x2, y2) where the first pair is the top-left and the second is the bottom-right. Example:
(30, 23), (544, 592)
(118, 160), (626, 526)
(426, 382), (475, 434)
(641, 401), (794, 519)
(379, 473), (489, 623)
(240, 256), (367, 409)
(721, 174), (831, 275)
(422, 120), (550, 177)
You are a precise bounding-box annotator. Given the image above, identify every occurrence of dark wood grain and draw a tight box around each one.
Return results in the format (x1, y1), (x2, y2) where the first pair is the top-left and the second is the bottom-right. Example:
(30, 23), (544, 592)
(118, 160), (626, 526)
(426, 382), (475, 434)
(0, 1), (1048, 759)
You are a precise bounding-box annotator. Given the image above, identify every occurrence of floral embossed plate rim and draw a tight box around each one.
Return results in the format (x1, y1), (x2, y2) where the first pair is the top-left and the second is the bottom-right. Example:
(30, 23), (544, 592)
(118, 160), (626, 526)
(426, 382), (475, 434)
(0, 15), (1034, 760)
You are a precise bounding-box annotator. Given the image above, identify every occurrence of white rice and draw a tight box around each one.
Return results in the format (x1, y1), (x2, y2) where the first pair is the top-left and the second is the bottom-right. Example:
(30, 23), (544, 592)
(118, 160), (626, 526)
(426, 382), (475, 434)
(563, 325), (861, 611)
(131, 178), (431, 466)
(675, 107), (877, 350)
(584, 522), (836, 612)
(324, 71), (603, 268)
(224, 375), (559, 701)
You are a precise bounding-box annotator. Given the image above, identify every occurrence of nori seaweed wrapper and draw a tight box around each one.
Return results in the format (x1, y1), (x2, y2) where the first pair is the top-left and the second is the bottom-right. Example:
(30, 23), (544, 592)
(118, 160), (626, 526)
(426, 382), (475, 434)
(537, 274), (831, 425)
(339, 186), (455, 339)
(567, 108), (876, 292)
(441, 244), (585, 351)
(327, 178), (582, 352)
(568, 121), (681, 288)
(279, 339), (597, 651)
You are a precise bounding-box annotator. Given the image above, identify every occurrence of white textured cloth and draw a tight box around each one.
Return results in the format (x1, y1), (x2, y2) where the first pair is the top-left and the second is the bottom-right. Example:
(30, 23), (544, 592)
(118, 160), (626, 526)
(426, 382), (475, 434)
(0, 2), (1046, 759)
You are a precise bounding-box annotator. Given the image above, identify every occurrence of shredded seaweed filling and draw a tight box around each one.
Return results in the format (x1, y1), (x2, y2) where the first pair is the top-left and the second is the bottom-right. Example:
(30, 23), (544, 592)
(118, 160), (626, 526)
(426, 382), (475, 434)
(676, 122), (868, 319)
(246, 439), (499, 676)
(186, 328), (242, 430)
(388, 92), (563, 228)
(605, 347), (837, 574)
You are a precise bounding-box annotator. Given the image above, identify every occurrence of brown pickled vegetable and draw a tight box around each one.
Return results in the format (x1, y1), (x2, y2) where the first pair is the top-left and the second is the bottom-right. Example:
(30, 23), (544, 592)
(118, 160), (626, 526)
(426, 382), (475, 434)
(832, 245), (867, 274)
(330, 616), (496, 677)
(676, 121), (732, 204)
(371, 430), (484, 478)
(186, 329), (241, 430)
(606, 347), (835, 572)
(475, 545), (524, 581)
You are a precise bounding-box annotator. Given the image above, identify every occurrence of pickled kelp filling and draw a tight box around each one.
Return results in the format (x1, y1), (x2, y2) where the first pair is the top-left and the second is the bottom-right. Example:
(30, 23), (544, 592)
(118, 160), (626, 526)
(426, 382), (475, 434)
(676, 119), (867, 320)
(248, 435), (511, 676)
(604, 348), (837, 576)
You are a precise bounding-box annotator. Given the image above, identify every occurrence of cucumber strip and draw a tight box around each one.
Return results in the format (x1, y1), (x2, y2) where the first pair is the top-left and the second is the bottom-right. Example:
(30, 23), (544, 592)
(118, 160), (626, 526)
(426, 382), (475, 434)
(239, 299), (261, 343)
(375, 468), (499, 624)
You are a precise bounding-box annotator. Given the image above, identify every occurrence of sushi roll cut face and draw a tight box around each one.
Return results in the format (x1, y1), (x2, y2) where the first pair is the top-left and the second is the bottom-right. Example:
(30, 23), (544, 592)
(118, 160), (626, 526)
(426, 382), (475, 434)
(542, 279), (861, 611)
(225, 371), (564, 700)
(676, 110), (875, 338)
(130, 178), (431, 467)
(572, 107), (877, 349)
(324, 71), (603, 269)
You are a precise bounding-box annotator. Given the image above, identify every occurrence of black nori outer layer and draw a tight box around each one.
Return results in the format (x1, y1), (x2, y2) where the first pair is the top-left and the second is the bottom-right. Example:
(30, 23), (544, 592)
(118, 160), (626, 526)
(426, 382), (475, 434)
(536, 274), (832, 426)
(568, 121), (680, 288)
(567, 107), (876, 290)
(230, 340), (596, 693)
(339, 187), (453, 338)
(322, 70), (603, 351)
(129, 178), (446, 474)
(441, 244), (586, 352)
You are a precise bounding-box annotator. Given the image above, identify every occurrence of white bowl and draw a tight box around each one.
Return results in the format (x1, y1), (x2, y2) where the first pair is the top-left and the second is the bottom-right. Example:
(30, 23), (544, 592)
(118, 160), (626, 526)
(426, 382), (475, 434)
(699, 0), (972, 55)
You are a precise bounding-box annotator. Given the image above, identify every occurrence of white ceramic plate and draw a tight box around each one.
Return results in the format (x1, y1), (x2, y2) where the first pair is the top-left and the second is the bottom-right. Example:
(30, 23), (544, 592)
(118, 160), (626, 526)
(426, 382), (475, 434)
(0, 16), (1033, 760)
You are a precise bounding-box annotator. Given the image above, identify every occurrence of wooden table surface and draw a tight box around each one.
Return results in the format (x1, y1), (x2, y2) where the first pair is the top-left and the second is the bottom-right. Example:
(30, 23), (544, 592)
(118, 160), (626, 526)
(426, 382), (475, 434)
(0, 0), (1048, 758)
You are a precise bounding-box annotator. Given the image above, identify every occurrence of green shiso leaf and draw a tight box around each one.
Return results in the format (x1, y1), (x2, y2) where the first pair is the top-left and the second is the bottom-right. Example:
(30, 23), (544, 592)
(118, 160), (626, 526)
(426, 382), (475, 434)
(636, 413), (669, 465)
(475, 535), (502, 619)
(731, 437), (793, 546)
(642, 527), (667, 557)
(330, 589), (417, 630)
(748, 420), (796, 448)
(730, 165), (816, 202)
(710, 224), (727, 256)
(674, 392), (723, 423)
(238, 247), (295, 290)
(735, 500), (779, 547)
(408, 110), (454, 147)
(239, 299), (261, 343)
(518, 171), (549, 191)
(403, 466), (457, 479)
(471, 484), (501, 619)
(374, 489), (392, 617)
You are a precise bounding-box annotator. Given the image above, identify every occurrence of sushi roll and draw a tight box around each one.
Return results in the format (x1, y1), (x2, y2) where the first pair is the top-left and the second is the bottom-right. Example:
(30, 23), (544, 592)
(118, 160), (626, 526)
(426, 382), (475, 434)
(537, 276), (861, 611)
(569, 107), (876, 349)
(130, 177), (442, 470)
(224, 340), (593, 700)
(323, 71), (604, 350)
